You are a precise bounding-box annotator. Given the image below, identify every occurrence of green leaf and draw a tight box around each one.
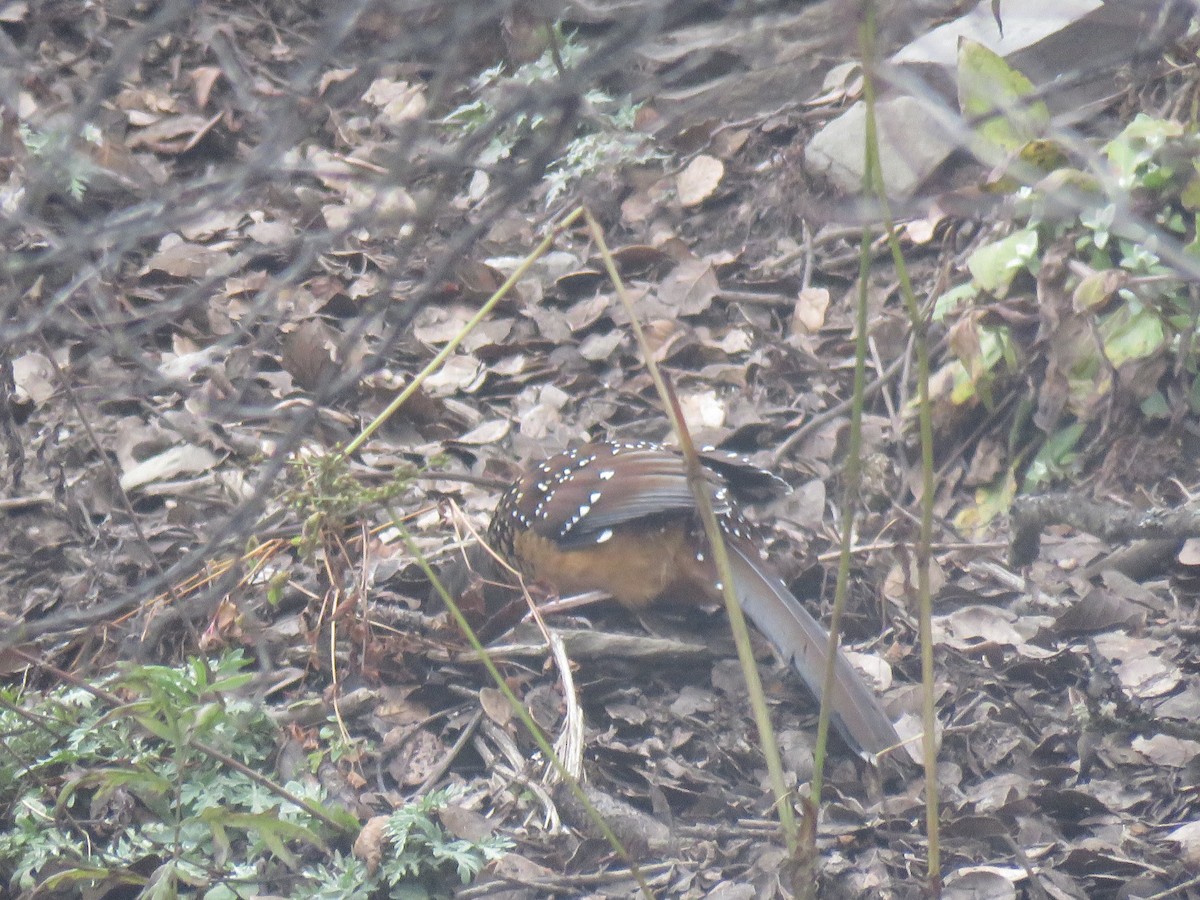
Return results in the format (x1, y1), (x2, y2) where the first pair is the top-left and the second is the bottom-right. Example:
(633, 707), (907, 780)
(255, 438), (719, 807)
(142, 860), (186, 900)
(1100, 304), (1166, 367)
(957, 38), (1048, 161)
(1181, 172), (1200, 211)
(966, 228), (1039, 295)
(195, 806), (327, 867)
(1024, 422), (1085, 489)
(40, 865), (146, 891)
(1071, 269), (1127, 312)
(954, 469), (1017, 537)
(1141, 392), (1170, 418)
(933, 282), (978, 322)
(57, 766), (174, 818)
(1103, 114), (1185, 187)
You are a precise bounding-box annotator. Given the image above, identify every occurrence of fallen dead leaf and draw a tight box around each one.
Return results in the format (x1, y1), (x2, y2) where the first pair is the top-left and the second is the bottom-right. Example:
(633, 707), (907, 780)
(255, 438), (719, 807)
(1180, 539), (1200, 566)
(363, 78), (427, 128)
(425, 353), (485, 395)
(579, 329), (625, 361)
(792, 286), (830, 335)
(1053, 587), (1145, 634)
(352, 815), (388, 875)
(1131, 734), (1200, 767)
(679, 389), (725, 431)
(1166, 820), (1200, 868)
(141, 235), (230, 279)
(453, 419), (511, 445)
(676, 154), (724, 207)
(882, 555), (948, 605)
(932, 605), (1024, 649)
(844, 649), (893, 691)
(281, 318), (340, 390)
(12, 351), (56, 404)
(119, 445), (220, 491)
(1090, 633), (1179, 699)
(659, 257), (719, 315)
(943, 866), (1020, 899)
(438, 803), (497, 843)
(386, 728), (444, 787)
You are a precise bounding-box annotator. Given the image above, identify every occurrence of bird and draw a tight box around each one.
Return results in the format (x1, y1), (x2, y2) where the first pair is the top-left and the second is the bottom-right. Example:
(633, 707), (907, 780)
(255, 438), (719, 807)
(483, 439), (904, 763)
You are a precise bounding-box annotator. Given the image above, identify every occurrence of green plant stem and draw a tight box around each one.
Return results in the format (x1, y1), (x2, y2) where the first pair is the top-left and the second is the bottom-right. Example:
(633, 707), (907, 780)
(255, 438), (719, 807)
(859, 1), (941, 889)
(583, 209), (799, 852)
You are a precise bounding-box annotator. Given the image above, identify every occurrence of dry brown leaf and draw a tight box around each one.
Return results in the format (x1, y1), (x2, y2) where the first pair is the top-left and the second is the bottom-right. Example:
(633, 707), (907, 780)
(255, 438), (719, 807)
(363, 78), (427, 127)
(352, 815), (389, 875)
(114, 85), (179, 119)
(1131, 734), (1200, 767)
(454, 419), (511, 445)
(706, 327), (750, 355)
(413, 304), (477, 344)
(126, 113), (216, 152)
(1178, 538), (1200, 566)
(621, 188), (657, 224)
(199, 598), (243, 651)
(491, 852), (554, 880)
(844, 649), (893, 691)
(963, 437), (1005, 487)
(318, 67), (358, 96)
(579, 329), (624, 361)
(12, 351), (56, 404)
(676, 154), (724, 207)
(280, 318), (341, 390)
(1053, 587), (1145, 634)
(479, 686), (512, 726)
(563, 293), (611, 332)
(180, 209), (244, 241)
(0, 2), (28, 23)
(244, 219), (292, 245)
(1092, 633), (1179, 698)
(1166, 821), (1200, 869)
(190, 66), (223, 108)
(943, 867), (1020, 898)
(659, 257), (719, 315)
(438, 804), (496, 843)
(669, 686), (716, 717)
(931, 605), (1024, 649)
(512, 384), (570, 441)
(679, 389), (725, 432)
(119, 445), (220, 491)
(425, 353), (485, 396)
(141, 237), (230, 279)
(791, 286), (830, 335)
(882, 556), (948, 604)
(386, 728), (444, 787)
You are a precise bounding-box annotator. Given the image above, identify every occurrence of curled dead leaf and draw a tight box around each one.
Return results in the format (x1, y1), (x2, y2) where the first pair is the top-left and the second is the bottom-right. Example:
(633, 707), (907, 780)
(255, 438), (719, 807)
(119, 445), (220, 492)
(352, 815), (389, 875)
(791, 286), (830, 335)
(363, 78), (427, 128)
(453, 419), (511, 445)
(1178, 539), (1200, 566)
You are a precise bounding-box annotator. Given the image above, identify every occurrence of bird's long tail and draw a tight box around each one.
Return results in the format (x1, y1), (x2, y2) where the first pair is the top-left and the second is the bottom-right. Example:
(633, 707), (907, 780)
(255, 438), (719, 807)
(727, 543), (902, 762)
